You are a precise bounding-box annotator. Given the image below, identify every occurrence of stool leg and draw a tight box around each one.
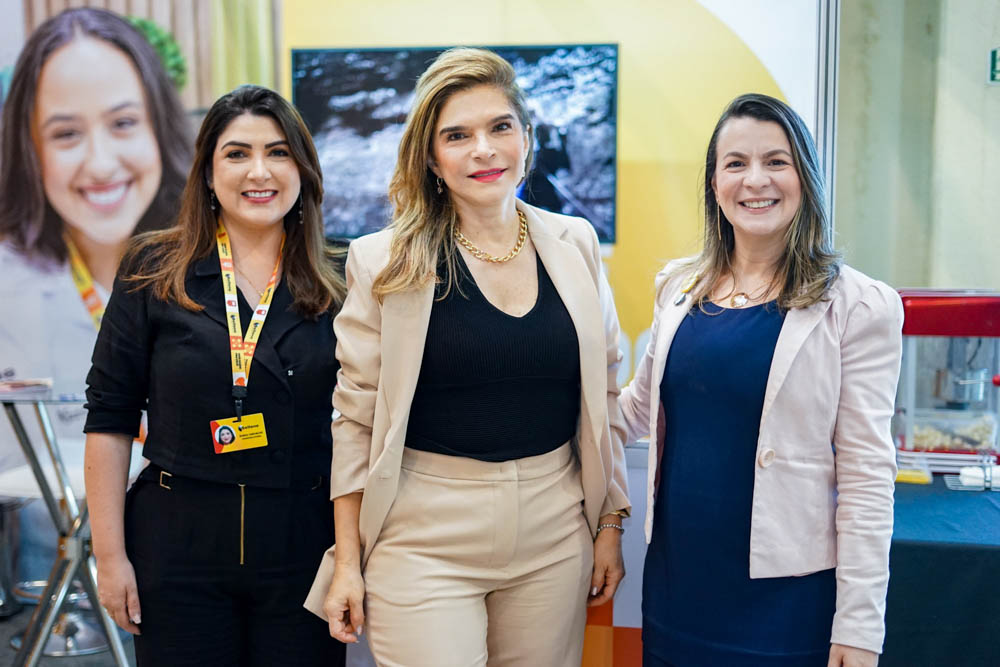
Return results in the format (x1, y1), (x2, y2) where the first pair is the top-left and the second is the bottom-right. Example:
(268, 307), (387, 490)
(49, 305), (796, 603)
(79, 555), (129, 666)
(0, 504), (23, 617)
(12, 554), (75, 667)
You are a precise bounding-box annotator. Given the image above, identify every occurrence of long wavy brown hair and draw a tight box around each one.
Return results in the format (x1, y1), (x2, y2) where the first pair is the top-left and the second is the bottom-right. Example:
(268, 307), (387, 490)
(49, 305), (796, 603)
(667, 93), (841, 310)
(371, 48), (534, 301)
(124, 86), (345, 317)
(0, 7), (190, 263)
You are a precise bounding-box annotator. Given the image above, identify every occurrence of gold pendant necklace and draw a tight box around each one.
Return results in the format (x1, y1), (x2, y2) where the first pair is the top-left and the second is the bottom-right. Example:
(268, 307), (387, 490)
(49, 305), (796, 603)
(730, 283), (772, 308)
(454, 210), (528, 263)
(235, 264), (267, 300)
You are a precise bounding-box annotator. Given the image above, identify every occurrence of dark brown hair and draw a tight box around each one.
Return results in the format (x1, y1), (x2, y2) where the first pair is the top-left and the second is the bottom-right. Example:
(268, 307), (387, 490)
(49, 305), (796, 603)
(125, 85), (346, 317)
(668, 93), (841, 310)
(0, 7), (191, 263)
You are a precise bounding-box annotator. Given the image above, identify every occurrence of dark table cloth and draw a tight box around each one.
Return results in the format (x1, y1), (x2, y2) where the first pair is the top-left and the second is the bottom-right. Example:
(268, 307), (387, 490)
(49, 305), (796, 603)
(882, 476), (1000, 666)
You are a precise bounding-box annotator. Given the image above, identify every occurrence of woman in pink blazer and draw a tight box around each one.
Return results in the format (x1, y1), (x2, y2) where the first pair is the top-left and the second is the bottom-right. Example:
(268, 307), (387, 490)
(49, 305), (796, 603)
(620, 94), (903, 667)
(305, 48), (630, 667)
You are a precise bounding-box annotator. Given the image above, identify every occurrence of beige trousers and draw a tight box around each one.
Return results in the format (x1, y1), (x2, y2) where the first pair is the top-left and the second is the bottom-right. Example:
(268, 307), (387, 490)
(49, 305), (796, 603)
(363, 443), (593, 667)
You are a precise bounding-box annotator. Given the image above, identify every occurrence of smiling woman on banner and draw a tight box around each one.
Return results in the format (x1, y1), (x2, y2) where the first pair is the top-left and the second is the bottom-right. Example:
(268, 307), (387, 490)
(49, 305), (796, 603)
(306, 48), (630, 667)
(0, 7), (190, 582)
(620, 94), (903, 667)
(0, 7), (189, 460)
(83, 85), (347, 667)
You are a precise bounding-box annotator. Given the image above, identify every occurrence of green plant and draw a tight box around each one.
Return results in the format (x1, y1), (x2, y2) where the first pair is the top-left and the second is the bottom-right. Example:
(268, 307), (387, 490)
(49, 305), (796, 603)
(127, 16), (187, 91)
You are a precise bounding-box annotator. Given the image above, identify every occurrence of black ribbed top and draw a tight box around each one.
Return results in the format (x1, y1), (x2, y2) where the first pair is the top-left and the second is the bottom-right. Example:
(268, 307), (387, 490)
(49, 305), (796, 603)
(405, 251), (581, 461)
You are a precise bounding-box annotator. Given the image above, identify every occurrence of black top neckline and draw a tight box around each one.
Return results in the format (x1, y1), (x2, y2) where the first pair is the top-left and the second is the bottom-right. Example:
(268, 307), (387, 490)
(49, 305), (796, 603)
(454, 250), (543, 321)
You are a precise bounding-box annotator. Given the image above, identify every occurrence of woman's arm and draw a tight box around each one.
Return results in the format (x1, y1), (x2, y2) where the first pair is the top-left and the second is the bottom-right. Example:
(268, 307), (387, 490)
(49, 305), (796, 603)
(582, 224), (628, 604)
(619, 265), (678, 442)
(323, 491), (365, 643)
(324, 241), (382, 639)
(85, 432), (141, 634)
(82, 269), (152, 635)
(587, 225), (629, 519)
(618, 304), (659, 443)
(329, 241), (382, 500)
(829, 281), (904, 655)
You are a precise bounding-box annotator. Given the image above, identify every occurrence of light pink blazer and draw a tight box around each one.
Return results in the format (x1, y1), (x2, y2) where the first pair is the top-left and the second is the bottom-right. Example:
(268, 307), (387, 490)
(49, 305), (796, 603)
(619, 261), (903, 654)
(306, 201), (630, 618)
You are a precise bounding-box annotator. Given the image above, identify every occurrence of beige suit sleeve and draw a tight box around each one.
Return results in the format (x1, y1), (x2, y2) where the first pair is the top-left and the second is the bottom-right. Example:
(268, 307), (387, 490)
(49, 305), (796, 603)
(330, 242), (382, 500)
(583, 224), (630, 518)
(829, 281), (903, 653)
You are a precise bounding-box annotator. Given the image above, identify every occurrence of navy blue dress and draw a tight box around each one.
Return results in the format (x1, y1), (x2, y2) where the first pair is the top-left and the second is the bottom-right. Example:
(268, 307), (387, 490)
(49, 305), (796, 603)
(642, 302), (836, 667)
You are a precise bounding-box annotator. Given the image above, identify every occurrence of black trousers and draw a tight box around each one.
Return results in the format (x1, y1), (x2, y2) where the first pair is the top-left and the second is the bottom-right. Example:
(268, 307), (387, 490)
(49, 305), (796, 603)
(124, 466), (345, 667)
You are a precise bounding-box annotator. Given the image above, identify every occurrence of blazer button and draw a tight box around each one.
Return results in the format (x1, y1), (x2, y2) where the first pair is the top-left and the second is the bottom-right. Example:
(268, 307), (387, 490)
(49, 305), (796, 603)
(270, 449), (286, 463)
(758, 448), (776, 468)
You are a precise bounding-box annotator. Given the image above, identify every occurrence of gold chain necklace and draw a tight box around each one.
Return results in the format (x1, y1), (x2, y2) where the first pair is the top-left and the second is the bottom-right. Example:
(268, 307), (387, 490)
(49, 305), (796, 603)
(234, 263), (267, 300)
(454, 210), (528, 263)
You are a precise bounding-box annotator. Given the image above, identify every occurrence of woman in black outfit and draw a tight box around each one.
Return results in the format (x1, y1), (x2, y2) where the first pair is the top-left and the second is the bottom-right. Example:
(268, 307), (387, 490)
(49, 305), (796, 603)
(83, 85), (347, 667)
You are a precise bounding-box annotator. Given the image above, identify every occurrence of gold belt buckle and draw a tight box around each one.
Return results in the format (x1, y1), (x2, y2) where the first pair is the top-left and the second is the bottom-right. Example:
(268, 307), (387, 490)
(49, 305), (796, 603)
(159, 470), (173, 490)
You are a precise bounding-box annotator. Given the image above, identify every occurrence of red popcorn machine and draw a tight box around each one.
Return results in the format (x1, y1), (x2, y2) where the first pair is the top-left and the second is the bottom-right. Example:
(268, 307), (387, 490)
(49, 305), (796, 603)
(894, 290), (1000, 473)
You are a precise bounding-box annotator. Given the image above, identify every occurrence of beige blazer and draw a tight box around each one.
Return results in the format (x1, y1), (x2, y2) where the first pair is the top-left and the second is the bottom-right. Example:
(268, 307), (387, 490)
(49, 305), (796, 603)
(306, 201), (630, 618)
(619, 261), (903, 654)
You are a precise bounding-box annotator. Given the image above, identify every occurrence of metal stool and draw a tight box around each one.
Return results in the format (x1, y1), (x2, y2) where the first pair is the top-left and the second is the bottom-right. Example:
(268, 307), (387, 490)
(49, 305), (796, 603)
(0, 498), (23, 618)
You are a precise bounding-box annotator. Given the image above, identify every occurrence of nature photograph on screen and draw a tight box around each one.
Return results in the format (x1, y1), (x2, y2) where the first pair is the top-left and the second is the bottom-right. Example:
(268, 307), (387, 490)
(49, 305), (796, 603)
(292, 44), (619, 242)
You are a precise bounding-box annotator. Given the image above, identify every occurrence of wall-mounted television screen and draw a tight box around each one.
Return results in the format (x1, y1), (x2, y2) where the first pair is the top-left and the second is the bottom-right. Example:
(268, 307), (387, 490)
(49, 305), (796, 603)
(291, 44), (619, 242)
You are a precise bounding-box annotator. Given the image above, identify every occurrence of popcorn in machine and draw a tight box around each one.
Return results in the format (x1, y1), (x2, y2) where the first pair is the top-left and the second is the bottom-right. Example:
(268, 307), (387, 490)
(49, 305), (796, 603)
(894, 290), (1000, 473)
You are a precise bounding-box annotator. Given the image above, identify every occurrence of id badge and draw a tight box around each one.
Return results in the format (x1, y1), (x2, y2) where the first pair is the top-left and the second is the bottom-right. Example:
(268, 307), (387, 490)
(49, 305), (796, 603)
(210, 413), (268, 454)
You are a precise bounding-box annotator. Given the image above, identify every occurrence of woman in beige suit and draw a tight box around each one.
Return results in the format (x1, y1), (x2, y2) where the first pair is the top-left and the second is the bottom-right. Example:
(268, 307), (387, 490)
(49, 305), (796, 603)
(306, 48), (630, 666)
(620, 94), (902, 667)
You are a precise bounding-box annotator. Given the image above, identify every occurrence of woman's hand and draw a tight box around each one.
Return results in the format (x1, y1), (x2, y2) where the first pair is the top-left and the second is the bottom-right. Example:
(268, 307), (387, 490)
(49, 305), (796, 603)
(324, 564), (366, 643)
(588, 516), (625, 607)
(828, 643), (878, 667)
(96, 553), (141, 634)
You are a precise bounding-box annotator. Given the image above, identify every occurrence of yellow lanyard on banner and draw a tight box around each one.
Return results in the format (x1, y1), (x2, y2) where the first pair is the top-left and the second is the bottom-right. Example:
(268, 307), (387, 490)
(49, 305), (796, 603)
(66, 238), (105, 330)
(216, 220), (284, 420)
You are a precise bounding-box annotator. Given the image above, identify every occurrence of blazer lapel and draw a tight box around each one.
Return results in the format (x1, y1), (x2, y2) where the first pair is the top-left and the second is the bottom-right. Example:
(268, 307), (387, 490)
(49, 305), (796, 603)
(523, 205), (606, 458)
(761, 299), (833, 422)
(649, 273), (695, 494)
(651, 284), (693, 390)
(379, 279), (435, 444)
(189, 252), (229, 330)
(188, 250), (291, 387)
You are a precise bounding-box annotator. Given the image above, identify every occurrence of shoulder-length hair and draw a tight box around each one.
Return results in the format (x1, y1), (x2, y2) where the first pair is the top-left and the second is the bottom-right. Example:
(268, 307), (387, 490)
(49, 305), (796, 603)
(671, 93), (840, 310)
(0, 7), (191, 263)
(125, 85), (345, 317)
(372, 47), (534, 302)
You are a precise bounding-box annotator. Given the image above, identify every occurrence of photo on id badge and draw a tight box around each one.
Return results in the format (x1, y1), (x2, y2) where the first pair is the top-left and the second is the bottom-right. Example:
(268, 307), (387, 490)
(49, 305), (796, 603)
(211, 414), (268, 454)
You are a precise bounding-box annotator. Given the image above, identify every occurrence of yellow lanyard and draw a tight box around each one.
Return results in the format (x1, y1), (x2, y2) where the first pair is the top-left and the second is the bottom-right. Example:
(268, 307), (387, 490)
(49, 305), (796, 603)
(216, 220), (283, 419)
(66, 238), (105, 330)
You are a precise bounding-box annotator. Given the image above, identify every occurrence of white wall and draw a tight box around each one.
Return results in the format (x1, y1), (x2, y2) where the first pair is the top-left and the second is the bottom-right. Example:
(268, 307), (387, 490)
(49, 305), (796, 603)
(836, 0), (1000, 290)
(0, 0), (26, 71)
(928, 0), (1000, 289)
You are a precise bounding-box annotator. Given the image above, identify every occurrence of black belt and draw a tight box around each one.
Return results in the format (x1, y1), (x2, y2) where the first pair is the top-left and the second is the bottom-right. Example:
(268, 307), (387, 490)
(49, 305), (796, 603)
(138, 464), (326, 492)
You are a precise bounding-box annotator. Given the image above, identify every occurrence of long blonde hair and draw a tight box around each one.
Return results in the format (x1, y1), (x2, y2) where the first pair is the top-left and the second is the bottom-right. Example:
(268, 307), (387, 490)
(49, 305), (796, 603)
(371, 48), (533, 301)
(668, 93), (841, 310)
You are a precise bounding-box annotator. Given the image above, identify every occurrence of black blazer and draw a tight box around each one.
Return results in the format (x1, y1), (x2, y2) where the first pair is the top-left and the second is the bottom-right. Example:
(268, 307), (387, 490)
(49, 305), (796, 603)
(84, 248), (339, 488)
